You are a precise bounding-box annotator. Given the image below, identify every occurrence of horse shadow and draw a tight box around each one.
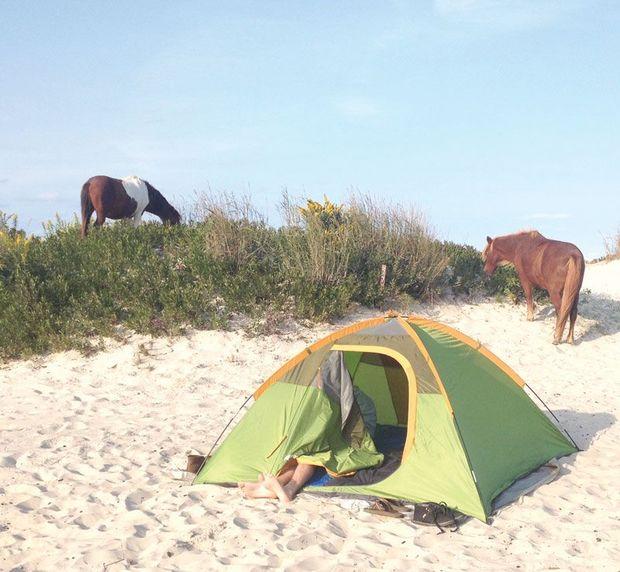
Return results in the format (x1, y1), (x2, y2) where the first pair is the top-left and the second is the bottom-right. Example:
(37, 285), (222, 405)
(576, 292), (620, 342)
(534, 292), (620, 343)
(551, 409), (616, 451)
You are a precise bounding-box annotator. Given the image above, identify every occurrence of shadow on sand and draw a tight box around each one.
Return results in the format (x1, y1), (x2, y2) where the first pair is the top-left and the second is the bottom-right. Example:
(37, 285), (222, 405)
(534, 292), (620, 344)
(577, 292), (620, 342)
(551, 409), (616, 451)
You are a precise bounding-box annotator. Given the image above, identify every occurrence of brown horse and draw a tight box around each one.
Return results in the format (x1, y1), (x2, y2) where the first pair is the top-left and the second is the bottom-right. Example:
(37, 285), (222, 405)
(482, 231), (585, 344)
(80, 175), (181, 237)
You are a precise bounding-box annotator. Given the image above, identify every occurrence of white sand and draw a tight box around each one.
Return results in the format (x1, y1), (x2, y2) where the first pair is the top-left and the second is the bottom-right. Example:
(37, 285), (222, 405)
(1, 262), (619, 571)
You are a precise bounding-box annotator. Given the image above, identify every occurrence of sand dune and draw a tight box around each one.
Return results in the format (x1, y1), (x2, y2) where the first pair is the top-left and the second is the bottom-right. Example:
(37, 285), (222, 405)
(1, 261), (619, 570)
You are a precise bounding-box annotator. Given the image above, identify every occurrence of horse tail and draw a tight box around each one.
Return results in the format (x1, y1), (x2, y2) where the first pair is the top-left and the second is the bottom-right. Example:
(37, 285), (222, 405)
(80, 181), (93, 237)
(556, 252), (585, 338)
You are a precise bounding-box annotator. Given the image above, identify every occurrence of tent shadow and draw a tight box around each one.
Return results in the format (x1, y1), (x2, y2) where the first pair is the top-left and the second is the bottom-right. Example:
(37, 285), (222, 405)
(551, 409), (616, 451)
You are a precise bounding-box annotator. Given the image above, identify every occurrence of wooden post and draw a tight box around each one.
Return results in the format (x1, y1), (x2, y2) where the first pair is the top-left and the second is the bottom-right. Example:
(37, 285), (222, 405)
(380, 264), (387, 290)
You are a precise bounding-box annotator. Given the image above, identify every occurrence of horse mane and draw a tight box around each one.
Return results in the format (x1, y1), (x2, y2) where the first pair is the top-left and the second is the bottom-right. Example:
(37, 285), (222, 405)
(485, 229), (546, 259)
(145, 181), (167, 209)
(495, 229), (546, 242)
(515, 229), (545, 240)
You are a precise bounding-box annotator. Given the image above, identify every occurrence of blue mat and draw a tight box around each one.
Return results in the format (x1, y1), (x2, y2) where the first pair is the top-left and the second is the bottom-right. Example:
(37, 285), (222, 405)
(306, 424), (406, 487)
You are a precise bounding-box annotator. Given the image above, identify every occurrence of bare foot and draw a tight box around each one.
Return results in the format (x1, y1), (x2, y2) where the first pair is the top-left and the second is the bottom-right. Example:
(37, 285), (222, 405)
(242, 480), (278, 499)
(263, 474), (293, 503)
(238, 473), (266, 489)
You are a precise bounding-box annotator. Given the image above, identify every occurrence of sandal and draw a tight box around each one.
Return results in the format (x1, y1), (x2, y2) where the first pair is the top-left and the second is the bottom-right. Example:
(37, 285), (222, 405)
(364, 498), (405, 518)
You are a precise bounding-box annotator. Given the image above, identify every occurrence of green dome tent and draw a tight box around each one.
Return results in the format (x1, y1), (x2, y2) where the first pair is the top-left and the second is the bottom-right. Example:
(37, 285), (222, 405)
(194, 315), (577, 522)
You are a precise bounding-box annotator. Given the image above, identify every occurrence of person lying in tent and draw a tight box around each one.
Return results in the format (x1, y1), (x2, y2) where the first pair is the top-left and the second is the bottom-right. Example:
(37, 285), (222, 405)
(239, 385), (378, 503)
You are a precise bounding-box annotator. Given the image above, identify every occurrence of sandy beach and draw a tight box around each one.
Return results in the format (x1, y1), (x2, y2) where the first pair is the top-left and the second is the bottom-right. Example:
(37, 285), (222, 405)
(1, 259), (619, 571)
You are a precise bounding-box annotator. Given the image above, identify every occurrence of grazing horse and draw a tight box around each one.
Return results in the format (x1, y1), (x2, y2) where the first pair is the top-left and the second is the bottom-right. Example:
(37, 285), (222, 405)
(80, 175), (181, 237)
(483, 231), (585, 344)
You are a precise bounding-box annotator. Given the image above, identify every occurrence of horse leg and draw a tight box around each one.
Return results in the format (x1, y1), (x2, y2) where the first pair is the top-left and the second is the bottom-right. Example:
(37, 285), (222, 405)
(81, 204), (94, 238)
(80, 182), (94, 238)
(549, 290), (564, 344)
(522, 280), (535, 321)
(94, 210), (106, 229)
(567, 296), (579, 344)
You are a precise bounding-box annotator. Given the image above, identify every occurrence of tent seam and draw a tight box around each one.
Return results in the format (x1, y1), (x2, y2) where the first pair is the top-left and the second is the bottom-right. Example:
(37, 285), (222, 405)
(452, 413), (489, 522)
(407, 316), (526, 388)
(402, 317), (488, 522)
(397, 317), (454, 414)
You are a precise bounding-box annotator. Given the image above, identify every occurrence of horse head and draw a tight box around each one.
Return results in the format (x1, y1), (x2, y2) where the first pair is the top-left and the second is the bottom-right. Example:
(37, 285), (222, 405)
(482, 236), (500, 275)
(161, 203), (181, 225)
(146, 183), (181, 226)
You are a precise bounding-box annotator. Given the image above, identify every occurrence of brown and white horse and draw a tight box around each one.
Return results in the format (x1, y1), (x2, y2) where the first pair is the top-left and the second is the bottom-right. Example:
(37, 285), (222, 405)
(80, 175), (181, 237)
(483, 231), (585, 344)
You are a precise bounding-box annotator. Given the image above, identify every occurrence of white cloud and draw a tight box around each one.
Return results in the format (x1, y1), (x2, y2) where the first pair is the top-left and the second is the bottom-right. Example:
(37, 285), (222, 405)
(525, 212), (572, 220)
(336, 97), (380, 119)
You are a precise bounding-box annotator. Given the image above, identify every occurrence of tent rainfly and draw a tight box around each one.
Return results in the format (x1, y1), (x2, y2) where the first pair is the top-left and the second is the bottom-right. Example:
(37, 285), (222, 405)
(194, 315), (578, 521)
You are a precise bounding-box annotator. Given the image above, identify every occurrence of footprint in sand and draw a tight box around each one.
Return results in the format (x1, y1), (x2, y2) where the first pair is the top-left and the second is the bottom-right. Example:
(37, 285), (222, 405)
(87, 490), (117, 507)
(125, 536), (151, 553)
(32, 469), (57, 482)
(327, 520), (347, 538)
(5, 484), (44, 496)
(286, 532), (325, 551)
(16, 497), (42, 512)
(0, 455), (16, 467)
(133, 524), (149, 538)
(73, 514), (100, 530)
(232, 516), (249, 529)
(319, 540), (343, 555)
(5, 483), (44, 513)
(0, 534), (14, 549)
(181, 506), (206, 525)
(65, 463), (98, 477)
(125, 489), (154, 510)
(290, 556), (331, 570)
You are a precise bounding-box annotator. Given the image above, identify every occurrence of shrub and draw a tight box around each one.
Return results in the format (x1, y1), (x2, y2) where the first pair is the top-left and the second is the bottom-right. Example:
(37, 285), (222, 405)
(278, 194), (448, 314)
(345, 196), (447, 305)
(0, 195), (531, 359)
(604, 229), (620, 261)
(0, 218), (225, 358)
(486, 264), (523, 302)
(441, 242), (486, 295)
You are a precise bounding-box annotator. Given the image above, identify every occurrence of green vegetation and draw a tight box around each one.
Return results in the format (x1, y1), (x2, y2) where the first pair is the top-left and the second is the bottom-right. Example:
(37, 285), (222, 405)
(0, 195), (522, 359)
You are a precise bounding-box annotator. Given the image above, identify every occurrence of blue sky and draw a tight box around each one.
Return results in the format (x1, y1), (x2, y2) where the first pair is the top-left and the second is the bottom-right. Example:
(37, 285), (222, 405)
(1, 1), (618, 257)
